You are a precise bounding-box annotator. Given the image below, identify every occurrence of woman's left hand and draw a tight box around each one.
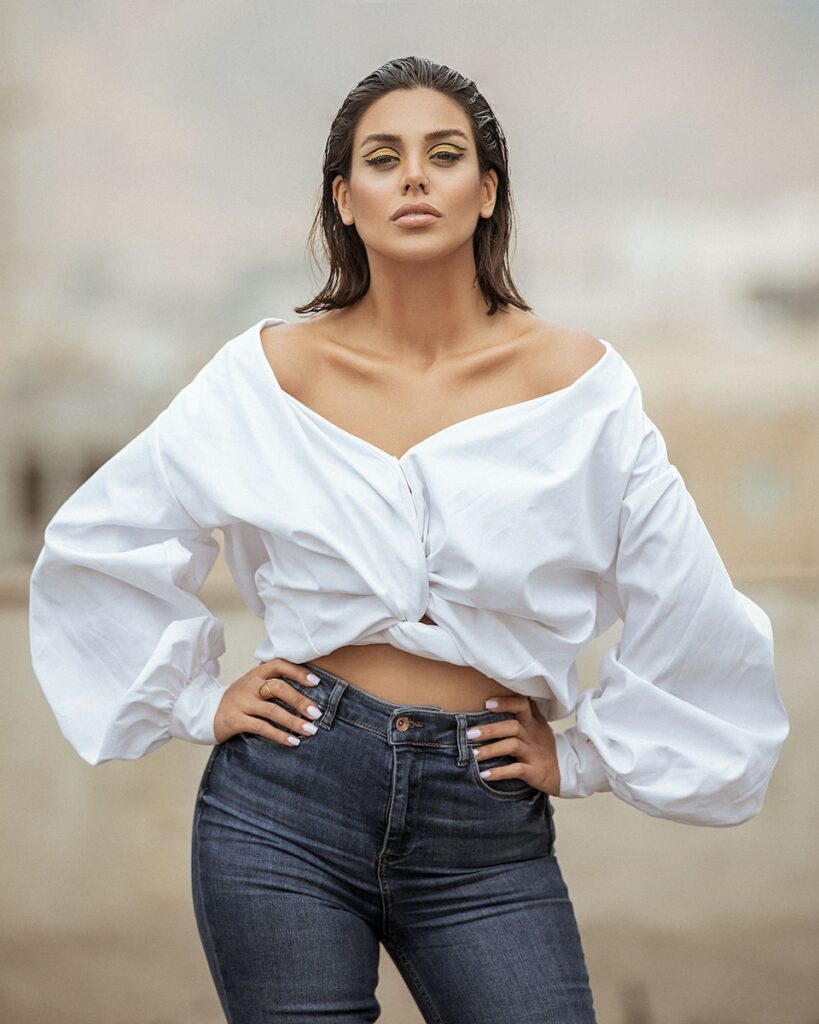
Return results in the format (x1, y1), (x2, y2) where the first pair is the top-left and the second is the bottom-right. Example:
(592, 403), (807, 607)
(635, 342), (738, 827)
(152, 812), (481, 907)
(468, 695), (561, 797)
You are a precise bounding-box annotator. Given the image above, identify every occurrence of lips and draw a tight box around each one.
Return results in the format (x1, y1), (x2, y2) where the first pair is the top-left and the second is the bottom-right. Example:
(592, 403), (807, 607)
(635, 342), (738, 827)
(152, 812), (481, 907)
(391, 202), (442, 221)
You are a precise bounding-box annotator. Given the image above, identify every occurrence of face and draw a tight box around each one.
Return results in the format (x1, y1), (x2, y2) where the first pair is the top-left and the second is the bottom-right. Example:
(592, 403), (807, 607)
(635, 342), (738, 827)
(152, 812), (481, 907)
(333, 87), (498, 264)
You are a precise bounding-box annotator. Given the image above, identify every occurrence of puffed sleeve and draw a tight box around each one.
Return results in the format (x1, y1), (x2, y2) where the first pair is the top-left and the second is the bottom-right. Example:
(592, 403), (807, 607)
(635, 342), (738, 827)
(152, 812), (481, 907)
(28, 409), (226, 765)
(553, 410), (790, 826)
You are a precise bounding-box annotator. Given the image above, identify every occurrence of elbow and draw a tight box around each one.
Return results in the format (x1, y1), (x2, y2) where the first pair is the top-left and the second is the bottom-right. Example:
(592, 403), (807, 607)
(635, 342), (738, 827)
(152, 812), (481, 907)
(718, 685), (790, 827)
(705, 768), (778, 828)
(616, 779), (767, 828)
(46, 724), (111, 767)
(73, 734), (169, 767)
(53, 711), (173, 767)
(713, 713), (790, 828)
(612, 739), (787, 828)
(54, 720), (118, 767)
(77, 746), (110, 768)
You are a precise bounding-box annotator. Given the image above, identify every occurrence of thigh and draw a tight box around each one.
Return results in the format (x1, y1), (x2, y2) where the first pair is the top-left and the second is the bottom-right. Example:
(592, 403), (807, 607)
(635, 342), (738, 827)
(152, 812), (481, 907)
(385, 849), (596, 1024)
(190, 739), (382, 1023)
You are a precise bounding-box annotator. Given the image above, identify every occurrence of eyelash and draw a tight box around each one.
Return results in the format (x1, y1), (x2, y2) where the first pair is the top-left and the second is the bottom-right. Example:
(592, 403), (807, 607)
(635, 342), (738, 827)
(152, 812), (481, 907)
(364, 152), (464, 167)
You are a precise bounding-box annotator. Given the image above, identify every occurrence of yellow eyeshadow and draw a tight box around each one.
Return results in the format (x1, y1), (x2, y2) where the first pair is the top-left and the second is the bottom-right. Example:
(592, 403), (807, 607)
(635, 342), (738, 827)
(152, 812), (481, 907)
(367, 144), (464, 159)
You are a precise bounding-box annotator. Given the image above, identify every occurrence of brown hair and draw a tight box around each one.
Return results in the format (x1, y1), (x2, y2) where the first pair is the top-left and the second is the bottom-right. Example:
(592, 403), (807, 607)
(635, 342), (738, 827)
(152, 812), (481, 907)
(293, 55), (533, 318)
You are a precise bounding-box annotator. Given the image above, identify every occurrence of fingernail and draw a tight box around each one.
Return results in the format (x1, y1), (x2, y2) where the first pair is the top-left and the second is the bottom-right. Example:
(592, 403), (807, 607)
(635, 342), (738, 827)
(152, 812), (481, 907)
(306, 673), (321, 684)
(484, 699), (498, 709)
(287, 736), (301, 746)
(479, 769), (492, 778)
(302, 721), (318, 735)
(466, 727), (482, 738)
(306, 705), (322, 720)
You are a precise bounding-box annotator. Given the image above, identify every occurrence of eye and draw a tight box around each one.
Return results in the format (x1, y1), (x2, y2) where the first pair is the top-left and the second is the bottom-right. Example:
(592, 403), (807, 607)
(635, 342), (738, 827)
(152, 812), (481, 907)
(365, 152), (398, 166)
(430, 145), (465, 163)
(363, 145), (466, 168)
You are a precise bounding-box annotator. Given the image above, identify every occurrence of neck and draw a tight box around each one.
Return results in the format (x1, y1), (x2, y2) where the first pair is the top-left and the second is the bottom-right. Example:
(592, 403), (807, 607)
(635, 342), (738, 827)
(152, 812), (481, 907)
(344, 243), (504, 366)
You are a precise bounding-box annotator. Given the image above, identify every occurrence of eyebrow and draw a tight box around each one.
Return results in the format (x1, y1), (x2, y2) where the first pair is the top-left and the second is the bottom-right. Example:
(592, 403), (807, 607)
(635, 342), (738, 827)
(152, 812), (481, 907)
(359, 128), (469, 149)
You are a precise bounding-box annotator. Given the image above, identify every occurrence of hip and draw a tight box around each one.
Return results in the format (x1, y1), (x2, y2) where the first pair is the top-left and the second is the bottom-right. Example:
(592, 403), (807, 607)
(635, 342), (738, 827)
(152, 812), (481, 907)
(195, 659), (556, 870)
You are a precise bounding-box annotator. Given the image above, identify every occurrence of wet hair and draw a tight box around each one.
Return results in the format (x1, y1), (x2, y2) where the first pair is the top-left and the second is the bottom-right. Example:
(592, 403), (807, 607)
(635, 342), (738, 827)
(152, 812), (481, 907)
(293, 55), (533, 318)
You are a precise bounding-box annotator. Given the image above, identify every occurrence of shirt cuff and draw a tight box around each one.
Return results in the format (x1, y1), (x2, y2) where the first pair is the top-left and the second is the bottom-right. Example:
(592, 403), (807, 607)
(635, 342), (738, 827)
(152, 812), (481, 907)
(168, 668), (225, 745)
(554, 727), (612, 799)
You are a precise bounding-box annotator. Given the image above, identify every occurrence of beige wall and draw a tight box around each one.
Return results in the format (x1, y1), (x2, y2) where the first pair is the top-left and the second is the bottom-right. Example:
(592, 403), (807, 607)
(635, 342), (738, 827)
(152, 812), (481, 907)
(659, 405), (819, 577)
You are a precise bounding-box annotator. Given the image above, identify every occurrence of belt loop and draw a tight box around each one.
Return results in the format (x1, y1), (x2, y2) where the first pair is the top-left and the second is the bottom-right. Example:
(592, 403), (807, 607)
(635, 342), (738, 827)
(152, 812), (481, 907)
(454, 714), (470, 766)
(319, 678), (347, 729)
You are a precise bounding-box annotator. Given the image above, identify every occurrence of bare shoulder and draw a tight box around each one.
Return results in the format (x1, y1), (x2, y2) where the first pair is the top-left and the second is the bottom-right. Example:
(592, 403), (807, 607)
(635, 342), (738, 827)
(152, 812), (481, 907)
(259, 317), (312, 354)
(523, 318), (606, 391)
(259, 317), (320, 391)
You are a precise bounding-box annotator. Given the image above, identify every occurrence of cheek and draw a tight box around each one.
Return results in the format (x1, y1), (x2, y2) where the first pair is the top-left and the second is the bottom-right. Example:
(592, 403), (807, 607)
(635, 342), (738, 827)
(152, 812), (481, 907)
(356, 182), (386, 212)
(350, 175), (393, 213)
(446, 178), (485, 221)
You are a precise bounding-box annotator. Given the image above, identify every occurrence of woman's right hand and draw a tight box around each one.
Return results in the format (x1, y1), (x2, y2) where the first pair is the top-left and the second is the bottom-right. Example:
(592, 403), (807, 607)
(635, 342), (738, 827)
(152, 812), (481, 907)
(213, 658), (324, 745)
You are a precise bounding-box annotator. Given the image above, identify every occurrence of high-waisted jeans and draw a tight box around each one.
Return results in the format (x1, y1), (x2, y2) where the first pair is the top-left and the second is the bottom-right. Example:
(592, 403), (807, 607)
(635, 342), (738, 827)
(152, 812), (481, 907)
(191, 660), (597, 1023)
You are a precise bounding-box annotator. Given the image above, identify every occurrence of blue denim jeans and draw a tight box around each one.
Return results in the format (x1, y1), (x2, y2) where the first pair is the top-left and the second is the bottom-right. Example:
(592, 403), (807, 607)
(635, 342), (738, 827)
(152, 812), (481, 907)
(191, 660), (597, 1023)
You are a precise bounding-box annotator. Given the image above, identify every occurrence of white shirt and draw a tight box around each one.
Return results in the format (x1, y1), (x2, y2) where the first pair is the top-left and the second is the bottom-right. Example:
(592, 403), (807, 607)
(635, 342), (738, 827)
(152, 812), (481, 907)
(28, 316), (789, 825)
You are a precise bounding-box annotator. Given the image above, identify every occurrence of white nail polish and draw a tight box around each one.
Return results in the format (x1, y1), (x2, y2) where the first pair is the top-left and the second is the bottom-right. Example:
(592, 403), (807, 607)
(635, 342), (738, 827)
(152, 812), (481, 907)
(306, 705), (322, 719)
(484, 699), (498, 709)
(306, 673), (321, 684)
(287, 735), (301, 746)
(466, 727), (482, 738)
(302, 721), (318, 734)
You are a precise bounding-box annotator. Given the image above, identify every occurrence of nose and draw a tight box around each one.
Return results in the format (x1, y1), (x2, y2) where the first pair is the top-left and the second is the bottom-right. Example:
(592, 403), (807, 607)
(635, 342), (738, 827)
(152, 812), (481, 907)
(402, 162), (429, 192)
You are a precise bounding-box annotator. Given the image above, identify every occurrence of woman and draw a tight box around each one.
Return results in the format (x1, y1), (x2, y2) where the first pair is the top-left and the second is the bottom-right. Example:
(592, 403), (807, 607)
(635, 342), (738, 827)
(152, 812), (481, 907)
(29, 57), (789, 1023)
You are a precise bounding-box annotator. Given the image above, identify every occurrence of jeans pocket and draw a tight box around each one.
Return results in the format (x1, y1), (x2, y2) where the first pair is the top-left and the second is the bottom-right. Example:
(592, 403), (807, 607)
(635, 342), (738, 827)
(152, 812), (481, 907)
(468, 748), (542, 802)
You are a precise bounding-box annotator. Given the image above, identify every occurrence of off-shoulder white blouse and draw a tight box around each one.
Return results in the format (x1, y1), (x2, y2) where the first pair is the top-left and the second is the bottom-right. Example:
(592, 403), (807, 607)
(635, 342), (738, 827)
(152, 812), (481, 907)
(28, 316), (789, 825)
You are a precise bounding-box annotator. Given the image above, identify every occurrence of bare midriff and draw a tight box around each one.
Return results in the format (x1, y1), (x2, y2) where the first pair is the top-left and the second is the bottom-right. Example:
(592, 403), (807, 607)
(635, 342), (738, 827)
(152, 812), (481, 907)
(307, 631), (522, 712)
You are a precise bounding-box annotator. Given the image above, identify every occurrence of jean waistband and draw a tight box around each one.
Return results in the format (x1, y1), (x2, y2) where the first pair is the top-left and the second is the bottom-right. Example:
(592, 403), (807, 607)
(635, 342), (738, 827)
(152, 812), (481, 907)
(276, 660), (520, 755)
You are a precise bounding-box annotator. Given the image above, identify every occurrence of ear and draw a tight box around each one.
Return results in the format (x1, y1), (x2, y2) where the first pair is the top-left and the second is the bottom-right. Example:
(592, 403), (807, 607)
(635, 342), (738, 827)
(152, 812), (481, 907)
(332, 174), (354, 225)
(480, 167), (498, 219)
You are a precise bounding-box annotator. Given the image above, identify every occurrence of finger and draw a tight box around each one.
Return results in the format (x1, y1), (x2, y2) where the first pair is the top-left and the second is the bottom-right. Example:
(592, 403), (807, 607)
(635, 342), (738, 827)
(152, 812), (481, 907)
(475, 754), (531, 783)
(256, 677), (324, 734)
(466, 717), (521, 746)
(239, 713), (305, 747)
(476, 762), (529, 782)
(264, 701), (323, 739)
(257, 658), (321, 687)
(471, 736), (525, 763)
(484, 694), (535, 722)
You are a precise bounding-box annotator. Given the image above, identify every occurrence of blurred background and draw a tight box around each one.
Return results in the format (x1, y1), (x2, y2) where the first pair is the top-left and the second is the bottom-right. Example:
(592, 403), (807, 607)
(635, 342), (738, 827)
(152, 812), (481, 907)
(2, 1), (817, 1021)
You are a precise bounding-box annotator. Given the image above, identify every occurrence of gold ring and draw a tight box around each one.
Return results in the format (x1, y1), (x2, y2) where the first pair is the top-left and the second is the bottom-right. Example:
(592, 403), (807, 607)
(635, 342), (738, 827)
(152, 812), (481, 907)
(258, 679), (272, 699)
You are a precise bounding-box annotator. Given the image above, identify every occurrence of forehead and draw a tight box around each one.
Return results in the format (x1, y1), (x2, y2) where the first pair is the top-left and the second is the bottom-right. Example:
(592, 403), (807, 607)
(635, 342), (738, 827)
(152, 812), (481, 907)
(354, 88), (470, 142)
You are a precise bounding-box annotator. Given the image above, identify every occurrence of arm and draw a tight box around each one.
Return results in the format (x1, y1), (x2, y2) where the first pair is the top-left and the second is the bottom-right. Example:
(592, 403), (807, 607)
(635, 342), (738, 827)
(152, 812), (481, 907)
(28, 409), (226, 765)
(554, 411), (789, 826)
